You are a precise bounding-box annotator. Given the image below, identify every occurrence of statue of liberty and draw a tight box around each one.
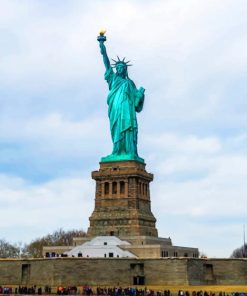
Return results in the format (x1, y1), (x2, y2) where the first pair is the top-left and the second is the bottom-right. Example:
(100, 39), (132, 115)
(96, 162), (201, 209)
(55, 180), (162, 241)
(97, 30), (145, 163)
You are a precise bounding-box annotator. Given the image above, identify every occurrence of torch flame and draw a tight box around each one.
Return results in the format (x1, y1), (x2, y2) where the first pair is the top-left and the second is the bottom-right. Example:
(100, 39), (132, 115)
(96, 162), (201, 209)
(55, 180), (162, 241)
(99, 28), (106, 36)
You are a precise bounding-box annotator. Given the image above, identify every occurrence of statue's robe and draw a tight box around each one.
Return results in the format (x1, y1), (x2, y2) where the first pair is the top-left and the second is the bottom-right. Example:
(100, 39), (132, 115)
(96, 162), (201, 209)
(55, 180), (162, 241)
(105, 67), (144, 157)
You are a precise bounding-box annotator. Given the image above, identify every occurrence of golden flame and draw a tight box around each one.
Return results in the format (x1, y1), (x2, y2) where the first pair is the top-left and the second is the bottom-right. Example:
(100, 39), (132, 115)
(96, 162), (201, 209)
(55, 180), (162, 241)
(99, 28), (106, 36)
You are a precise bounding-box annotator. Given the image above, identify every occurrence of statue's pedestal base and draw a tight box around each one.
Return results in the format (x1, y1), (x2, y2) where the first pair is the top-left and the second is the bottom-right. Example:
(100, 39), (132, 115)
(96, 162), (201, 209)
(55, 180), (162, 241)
(87, 160), (158, 237)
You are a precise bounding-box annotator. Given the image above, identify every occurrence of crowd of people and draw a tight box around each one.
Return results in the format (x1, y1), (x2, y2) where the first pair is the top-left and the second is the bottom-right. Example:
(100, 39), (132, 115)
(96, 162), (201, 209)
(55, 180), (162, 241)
(57, 287), (77, 295)
(0, 286), (49, 295)
(0, 286), (246, 296)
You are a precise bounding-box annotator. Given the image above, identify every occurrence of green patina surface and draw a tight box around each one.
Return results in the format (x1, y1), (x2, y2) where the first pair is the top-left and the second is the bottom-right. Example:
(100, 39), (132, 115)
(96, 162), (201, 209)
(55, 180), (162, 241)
(98, 34), (145, 163)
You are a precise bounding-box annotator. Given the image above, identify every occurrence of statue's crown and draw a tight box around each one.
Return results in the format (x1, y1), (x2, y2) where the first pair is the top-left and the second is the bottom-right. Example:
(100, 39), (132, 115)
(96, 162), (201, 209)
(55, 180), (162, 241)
(111, 56), (132, 68)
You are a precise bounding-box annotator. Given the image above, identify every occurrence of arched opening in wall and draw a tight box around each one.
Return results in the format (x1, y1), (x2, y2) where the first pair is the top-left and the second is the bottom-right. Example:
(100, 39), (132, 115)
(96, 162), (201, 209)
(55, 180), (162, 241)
(112, 182), (117, 194)
(104, 182), (109, 195)
(120, 181), (125, 194)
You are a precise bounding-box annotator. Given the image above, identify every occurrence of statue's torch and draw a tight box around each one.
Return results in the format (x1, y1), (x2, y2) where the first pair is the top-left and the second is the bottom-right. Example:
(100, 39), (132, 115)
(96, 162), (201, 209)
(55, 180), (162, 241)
(97, 29), (106, 42)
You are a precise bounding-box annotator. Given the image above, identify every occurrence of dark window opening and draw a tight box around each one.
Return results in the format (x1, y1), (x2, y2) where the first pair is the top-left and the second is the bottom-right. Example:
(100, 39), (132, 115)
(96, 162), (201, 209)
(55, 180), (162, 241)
(104, 182), (109, 195)
(112, 182), (117, 194)
(104, 242), (107, 245)
(184, 253), (188, 257)
(161, 251), (169, 257)
(45, 252), (50, 258)
(133, 276), (145, 285)
(120, 181), (125, 194)
(21, 264), (31, 284)
(78, 253), (82, 257)
(110, 231), (114, 236)
(109, 252), (114, 257)
(203, 264), (214, 281)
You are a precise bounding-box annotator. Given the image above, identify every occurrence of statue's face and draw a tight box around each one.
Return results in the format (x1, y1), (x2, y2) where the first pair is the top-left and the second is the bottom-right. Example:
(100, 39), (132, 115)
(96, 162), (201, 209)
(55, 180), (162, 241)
(116, 63), (127, 76)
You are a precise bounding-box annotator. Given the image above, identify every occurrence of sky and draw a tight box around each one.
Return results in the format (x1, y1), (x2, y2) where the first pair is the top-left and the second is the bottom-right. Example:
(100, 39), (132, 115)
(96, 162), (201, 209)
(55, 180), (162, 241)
(0, 0), (247, 258)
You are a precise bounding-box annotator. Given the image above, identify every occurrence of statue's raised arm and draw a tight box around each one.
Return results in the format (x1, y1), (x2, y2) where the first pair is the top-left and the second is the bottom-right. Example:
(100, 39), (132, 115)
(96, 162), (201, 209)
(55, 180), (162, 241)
(99, 42), (110, 70)
(97, 30), (110, 70)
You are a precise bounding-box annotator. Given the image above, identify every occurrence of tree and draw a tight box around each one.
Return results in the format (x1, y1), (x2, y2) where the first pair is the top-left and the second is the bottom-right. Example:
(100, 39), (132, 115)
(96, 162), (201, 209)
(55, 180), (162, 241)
(23, 228), (86, 258)
(0, 239), (20, 258)
(230, 244), (247, 258)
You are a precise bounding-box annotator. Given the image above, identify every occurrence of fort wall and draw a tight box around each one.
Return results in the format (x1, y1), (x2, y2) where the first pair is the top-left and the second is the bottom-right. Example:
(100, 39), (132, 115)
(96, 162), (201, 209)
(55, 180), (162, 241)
(0, 258), (246, 287)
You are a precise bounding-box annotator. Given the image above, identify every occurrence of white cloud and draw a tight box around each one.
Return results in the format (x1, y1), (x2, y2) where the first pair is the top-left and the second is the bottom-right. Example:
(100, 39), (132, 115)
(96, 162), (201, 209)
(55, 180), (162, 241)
(0, 113), (110, 158)
(0, 174), (94, 242)
(145, 133), (221, 154)
(151, 151), (247, 255)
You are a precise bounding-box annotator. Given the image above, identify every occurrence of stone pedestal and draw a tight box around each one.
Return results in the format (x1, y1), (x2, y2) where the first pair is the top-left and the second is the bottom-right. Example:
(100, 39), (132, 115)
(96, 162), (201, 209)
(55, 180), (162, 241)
(87, 161), (158, 237)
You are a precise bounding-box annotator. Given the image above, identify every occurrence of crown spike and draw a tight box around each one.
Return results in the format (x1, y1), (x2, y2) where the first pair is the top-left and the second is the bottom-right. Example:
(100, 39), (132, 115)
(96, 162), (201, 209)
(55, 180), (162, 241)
(111, 56), (133, 67)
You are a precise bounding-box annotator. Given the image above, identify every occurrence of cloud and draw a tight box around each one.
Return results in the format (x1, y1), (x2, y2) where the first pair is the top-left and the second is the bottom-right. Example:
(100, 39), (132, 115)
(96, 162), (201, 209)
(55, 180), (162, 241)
(0, 113), (109, 156)
(142, 131), (247, 257)
(145, 133), (221, 154)
(0, 173), (94, 242)
(0, 112), (112, 182)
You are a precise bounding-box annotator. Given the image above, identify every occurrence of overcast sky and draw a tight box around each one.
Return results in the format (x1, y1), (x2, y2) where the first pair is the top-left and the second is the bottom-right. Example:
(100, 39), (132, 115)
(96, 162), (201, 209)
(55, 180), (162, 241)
(0, 0), (247, 258)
